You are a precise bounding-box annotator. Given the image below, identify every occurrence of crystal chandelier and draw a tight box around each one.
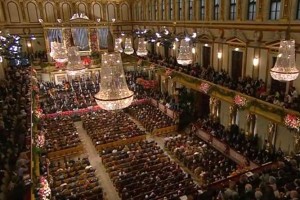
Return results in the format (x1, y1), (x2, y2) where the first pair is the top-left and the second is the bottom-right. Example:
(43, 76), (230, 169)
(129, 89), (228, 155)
(50, 41), (68, 63)
(124, 37), (134, 55)
(177, 38), (193, 66)
(94, 53), (134, 110)
(65, 46), (86, 76)
(114, 38), (123, 53)
(270, 40), (299, 81)
(136, 38), (148, 57)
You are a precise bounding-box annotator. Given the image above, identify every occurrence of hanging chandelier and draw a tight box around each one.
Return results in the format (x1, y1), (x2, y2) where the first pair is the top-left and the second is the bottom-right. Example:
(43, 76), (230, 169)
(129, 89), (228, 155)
(94, 52), (134, 110)
(124, 37), (134, 55)
(136, 38), (148, 57)
(270, 39), (299, 82)
(65, 46), (86, 76)
(50, 41), (68, 63)
(114, 38), (123, 53)
(177, 38), (193, 66)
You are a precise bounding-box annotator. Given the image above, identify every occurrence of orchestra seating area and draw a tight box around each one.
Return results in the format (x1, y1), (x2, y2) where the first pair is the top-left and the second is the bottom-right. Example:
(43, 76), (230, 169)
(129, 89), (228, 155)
(101, 140), (199, 200)
(49, 156), (103, 200)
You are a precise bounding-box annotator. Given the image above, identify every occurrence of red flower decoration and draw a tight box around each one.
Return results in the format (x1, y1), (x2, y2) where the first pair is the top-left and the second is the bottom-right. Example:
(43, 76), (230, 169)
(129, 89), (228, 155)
(284, 114), (300, 132)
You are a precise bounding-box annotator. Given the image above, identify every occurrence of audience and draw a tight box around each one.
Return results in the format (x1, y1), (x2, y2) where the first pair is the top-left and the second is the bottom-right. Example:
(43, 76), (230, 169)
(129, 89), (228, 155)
(0, 65), (31, 199)
(194, 118), (284, 165)
(164, 134), (238, 185)
(101, 140), (200, 199)
(49, 156), (103, 200)
(127, 104), (176, 132)
(145, 53), (300, 112)
(42, 116), (81, 153)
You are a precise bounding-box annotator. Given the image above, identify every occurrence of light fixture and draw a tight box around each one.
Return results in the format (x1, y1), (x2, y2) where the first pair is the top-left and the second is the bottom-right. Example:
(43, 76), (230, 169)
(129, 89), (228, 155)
(124, 37), (134, 55)
(192, 47), (196, 54)
(270, 39), (299, 81)
(0, 56), (2, 63)
(156, 42), (160, 47)
(172, 43), (176, 50)
(97, 18), (101, 23)
(27, 42), (32, 47)
(192, 32), (197, 38)
(234, 47), (239, 51)
(94, 53), (134, 110)
(114, 38), (123, 53)
(65, 46), (86, 76)
(136, 38), (148, 57)
(253, 57), (259, 67)
(177, 39), (193, 66)
(217, 52), (222, 59)
(204, 43), (208, 47)
(50, 42), (68, 63)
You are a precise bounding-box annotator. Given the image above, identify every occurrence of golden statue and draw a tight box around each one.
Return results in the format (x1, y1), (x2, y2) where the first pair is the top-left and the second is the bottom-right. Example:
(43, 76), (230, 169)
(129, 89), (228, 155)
(294, 134), (300, 153)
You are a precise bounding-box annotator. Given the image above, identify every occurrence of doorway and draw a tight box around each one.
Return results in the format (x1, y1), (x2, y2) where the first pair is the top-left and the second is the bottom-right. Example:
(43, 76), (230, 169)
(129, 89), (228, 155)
(202, 46), (211, 68)
(231, 50), (243, 82)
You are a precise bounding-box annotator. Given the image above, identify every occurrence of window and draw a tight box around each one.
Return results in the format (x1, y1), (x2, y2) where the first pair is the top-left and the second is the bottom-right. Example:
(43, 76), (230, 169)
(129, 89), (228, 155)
(214, 0), (220, 20)
(178, 0), (183, 20)
(162, 0), (165, 20)
(229, 0), (236, 20)
(188, 0), (194, 20)
(269, 0), (281, 20)
(169, 0), (173, 20)
(199, 0), (205, 20)
(297, 0), (300, 19)
(248, 0), (256, 20)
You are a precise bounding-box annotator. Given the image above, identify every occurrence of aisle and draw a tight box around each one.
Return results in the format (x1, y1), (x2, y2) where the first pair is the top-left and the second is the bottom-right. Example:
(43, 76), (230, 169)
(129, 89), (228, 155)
(74, 121), (121, 200)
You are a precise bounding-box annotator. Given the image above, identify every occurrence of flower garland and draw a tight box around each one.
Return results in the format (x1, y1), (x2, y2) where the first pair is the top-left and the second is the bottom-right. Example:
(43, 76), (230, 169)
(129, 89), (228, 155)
(38, 176), (51, 200)
(233, 95), (247, 109)
(34, 108), (44, 119)
(199, 82), (211, 94)
(284, 114), (300, 132)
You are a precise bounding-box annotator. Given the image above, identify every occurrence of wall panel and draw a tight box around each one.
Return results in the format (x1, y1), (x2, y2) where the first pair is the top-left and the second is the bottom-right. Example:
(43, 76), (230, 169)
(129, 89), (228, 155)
(27, 2), (39, 22)
(7, 1), (21, 23)
(45, 2), (56, 22)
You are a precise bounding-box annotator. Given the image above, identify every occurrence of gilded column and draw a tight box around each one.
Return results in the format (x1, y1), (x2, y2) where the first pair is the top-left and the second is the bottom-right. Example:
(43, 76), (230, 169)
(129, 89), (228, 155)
(205, 0), (210, 21)
(219, 0), (224, 21)
(19, 1), (28, 22)
(281, 0), (289, 21)
(56, 1), (61, 20)
(236, 0), (242, 21)
(256, 0), (263, 21)
(38, 1), (44, 21)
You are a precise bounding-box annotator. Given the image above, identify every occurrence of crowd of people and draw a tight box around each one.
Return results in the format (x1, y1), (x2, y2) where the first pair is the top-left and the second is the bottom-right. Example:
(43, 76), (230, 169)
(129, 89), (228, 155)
(49, 157), (103, 200)
(145, 53), (300, 112)
(127, 104), (176, 132)
(0, 66), (31, 199)
(42, 116), (81, 153)
(39, 78), (100, 114)
(198, 157), (300, 200)
(101, 140), (200, 199)
(82, 110), (146, 146)
(164, 134), (238, 185)
(194, 118), (284, 165)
